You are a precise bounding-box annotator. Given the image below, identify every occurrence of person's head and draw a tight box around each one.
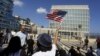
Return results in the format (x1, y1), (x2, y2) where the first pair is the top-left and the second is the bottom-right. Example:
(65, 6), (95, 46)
(86, 36), (88, 39)
(7, 36), (22, 53)
(77, 47), (80, 51)
(89, 46), (93, 50)
(37, 33), (52, 52)
(20, 26), (25, 33)
(71, 46), (74, 49)
(30, 35), (33, 39)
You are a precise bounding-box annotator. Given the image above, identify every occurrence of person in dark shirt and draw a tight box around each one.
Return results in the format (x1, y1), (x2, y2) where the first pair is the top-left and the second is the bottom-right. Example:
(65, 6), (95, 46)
(58, 49), (67, 56)
(76, 47), (83, 56)
(27, 35), (34, 56)
(96, 37), (100, 56)
(0, 32), (3, 47)
(0, 36), (27, 56)
(83, 36), (89, 50)
(86, 46), (94, 56)
(69, 46), (77, 56)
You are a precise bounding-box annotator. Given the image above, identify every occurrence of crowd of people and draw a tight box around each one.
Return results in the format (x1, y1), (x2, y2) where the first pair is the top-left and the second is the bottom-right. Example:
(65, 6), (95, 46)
(68, 46), (95, 56)
(0, 26), (100, 56)
(0, 26), (59, 56)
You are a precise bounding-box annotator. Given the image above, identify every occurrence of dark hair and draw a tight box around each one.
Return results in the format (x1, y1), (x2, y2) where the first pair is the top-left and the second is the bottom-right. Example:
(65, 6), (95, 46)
(1, 36), (22, 56)
(36, 41), (52, 52)
(77, 47), (80, 51)
(71, 46), (74, 49)
(89, 46), (93, 51)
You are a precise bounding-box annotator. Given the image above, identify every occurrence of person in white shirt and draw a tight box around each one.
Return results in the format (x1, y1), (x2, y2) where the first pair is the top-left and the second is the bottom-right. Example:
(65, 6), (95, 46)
(32, 30), (58, 56)
(16, 26), (26, 47)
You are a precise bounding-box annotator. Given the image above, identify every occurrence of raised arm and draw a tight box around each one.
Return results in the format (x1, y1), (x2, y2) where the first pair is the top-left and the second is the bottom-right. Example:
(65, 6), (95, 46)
(53, 29), (59, 45)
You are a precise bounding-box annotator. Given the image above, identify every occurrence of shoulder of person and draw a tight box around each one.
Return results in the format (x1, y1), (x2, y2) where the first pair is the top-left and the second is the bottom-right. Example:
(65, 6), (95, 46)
(17, 31), (21, 33)
(16, 31), (26, 36)
(16, 31), (21, 35)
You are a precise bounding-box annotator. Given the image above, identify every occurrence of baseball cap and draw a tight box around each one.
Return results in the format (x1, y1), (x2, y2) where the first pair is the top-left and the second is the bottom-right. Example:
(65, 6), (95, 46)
(37, 33), (52, 47)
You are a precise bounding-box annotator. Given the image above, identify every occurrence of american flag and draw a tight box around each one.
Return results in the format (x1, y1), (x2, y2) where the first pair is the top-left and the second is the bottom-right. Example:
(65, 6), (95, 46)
(46, 10), (67, 22)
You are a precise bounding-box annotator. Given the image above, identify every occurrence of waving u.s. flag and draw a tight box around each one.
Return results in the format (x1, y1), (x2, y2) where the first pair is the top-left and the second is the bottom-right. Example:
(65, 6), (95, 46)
(46, 10), (67, 22)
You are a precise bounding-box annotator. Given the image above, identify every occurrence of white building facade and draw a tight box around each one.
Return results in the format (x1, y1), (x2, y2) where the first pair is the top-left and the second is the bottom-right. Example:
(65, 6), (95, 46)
(49, 5), (90, 38)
